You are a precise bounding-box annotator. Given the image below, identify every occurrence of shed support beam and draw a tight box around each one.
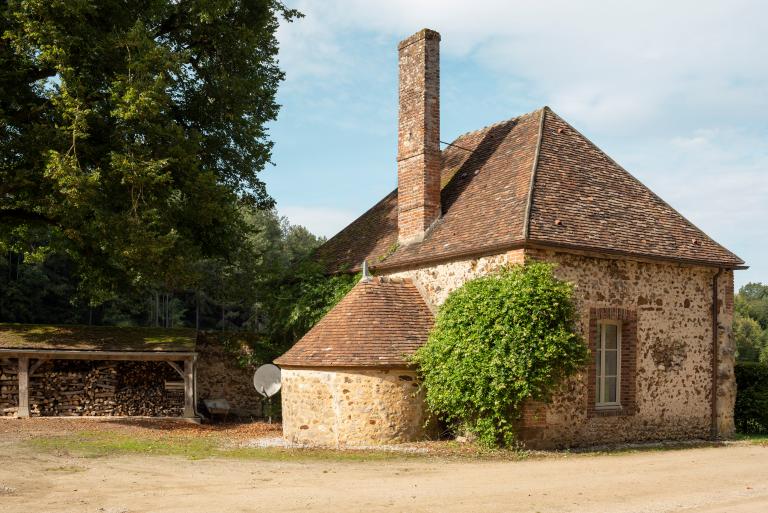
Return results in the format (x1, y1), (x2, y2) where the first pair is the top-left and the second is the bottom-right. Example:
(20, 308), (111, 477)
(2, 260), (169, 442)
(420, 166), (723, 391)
(166, 361), (184, 379)
(29, 358), (48, 377)
(17, 357), (29, 418)
(183, 358), (196, 419)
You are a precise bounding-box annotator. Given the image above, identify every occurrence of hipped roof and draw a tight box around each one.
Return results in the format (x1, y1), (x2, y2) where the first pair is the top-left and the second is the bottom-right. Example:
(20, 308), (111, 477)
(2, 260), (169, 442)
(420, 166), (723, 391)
(314, 107), (744, 273)
(274, 277), (434, 368)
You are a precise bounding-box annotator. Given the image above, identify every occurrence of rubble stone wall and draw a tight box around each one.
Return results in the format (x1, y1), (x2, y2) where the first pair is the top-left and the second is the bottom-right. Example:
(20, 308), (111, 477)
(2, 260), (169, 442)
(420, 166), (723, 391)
(280, 367), (428, 447)
(390, 247), (733, 448)
(195, 339), (264, 417)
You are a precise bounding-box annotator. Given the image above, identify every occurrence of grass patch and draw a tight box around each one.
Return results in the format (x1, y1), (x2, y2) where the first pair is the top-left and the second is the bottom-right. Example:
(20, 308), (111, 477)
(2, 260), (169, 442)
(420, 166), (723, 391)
(733, 433), (768, 445)
(30, 432), (219, 460)
(27, 432), (421, 462)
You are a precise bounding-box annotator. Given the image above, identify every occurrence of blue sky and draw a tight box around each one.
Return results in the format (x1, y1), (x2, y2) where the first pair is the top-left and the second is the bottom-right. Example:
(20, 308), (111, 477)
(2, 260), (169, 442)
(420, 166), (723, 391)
(263, 0), (767, 289)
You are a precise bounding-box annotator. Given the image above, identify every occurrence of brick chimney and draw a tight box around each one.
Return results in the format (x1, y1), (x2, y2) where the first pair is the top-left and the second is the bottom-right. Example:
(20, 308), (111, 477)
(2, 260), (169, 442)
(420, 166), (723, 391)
(397, 29), (441, 245)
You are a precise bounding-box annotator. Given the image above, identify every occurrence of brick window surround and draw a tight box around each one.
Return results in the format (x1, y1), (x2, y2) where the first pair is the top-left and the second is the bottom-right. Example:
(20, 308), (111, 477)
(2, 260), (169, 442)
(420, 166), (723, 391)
(587, 307), (638, 417)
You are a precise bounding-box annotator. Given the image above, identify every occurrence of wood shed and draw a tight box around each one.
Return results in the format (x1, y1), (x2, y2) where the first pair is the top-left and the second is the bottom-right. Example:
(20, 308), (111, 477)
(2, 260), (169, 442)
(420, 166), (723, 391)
(0, 324), (198, 419)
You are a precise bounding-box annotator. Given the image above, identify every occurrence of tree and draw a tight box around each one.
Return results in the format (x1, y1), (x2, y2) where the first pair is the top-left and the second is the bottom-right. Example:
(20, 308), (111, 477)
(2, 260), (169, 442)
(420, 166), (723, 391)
(0, 0), (301, 297)
(734, 314), (767, 362)
(736, 283), (768, 331)
(412, 263), (588, 448)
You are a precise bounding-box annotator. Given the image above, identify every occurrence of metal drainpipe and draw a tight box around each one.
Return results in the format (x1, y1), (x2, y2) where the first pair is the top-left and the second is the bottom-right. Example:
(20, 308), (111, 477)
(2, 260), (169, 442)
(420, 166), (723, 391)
(711, 268), (723, 439)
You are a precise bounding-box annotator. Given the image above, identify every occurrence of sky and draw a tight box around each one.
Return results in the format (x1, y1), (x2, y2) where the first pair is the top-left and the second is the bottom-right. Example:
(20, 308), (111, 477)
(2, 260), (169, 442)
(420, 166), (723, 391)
(263, 0), (768, 289)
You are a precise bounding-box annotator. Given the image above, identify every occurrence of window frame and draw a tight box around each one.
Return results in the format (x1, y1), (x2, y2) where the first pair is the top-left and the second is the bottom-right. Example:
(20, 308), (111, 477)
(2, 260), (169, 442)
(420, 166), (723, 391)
(595, 319), (622, 410)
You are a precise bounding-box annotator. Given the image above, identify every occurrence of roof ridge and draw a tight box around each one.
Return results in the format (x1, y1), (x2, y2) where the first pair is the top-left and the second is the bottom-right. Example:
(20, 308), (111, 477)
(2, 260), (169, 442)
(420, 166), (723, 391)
(447, 107), (542, 144)
(522, 107), (547, 239)
(543, 108), (744, 266)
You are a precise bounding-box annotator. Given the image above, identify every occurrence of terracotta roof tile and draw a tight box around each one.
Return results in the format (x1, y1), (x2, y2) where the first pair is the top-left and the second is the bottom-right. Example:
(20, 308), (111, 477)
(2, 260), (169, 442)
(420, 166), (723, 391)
(274, 277), (434, 368)
(527, 109), (744, 266)
(314, 107), (743, 272)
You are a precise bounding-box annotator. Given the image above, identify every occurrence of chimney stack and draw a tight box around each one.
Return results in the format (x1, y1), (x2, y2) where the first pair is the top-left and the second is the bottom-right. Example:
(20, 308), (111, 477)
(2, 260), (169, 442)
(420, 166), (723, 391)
(397, 29), (441, 245)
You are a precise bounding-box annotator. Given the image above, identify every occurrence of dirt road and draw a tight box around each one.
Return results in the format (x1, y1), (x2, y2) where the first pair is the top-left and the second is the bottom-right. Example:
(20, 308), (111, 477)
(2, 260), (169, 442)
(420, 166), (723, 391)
(1, 439), (767, 513)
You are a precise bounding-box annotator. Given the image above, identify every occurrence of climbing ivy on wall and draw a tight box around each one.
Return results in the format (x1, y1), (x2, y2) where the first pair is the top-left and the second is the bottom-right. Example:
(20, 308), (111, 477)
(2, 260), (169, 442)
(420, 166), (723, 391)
(412, 262), (588, 448)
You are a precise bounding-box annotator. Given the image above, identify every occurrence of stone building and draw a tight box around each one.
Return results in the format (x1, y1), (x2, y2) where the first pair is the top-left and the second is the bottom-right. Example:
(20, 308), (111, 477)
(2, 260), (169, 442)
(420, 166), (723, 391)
(275, 29), (745, 448)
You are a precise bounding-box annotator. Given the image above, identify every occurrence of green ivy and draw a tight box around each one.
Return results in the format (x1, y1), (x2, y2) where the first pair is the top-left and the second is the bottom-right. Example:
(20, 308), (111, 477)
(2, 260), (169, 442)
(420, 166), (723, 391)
(412, 262), (588, 448)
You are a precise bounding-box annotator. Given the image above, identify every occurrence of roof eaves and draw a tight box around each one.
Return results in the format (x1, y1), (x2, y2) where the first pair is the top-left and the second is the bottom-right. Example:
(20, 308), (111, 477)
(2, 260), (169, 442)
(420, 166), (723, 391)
(371, 239), (527, 273)
(527, 239), (745, 269)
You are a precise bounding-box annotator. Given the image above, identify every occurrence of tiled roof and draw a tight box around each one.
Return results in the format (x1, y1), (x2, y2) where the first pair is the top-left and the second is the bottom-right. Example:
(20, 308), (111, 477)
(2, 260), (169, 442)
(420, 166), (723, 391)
(274, 277), (434, 368)
(314, 107), (743, 272)
(527, 110), (744, 266)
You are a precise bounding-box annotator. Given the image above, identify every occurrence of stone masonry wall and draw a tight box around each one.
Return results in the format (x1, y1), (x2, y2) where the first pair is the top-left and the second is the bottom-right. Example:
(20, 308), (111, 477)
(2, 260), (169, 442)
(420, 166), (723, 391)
(388, 249), (525, 310)
(281, 367), (428, 447)
(388, 247), (733, 448)
(195, 339), (263, 417)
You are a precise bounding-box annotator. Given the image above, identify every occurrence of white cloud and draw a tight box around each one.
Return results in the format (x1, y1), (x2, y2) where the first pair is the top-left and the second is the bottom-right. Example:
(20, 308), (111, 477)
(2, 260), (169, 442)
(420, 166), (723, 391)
(279, 205), (357, 239)
(280, 0), (768, 131)
(274, 0), (768, 286)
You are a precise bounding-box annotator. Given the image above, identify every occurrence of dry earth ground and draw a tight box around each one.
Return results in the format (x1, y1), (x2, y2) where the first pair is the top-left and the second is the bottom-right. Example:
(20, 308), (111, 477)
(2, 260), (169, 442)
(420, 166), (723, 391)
(0, 419), (767, 513)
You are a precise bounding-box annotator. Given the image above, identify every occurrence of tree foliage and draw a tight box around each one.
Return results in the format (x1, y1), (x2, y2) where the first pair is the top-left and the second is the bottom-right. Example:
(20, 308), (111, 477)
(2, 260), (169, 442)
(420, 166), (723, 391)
(0, 0), (300, 295)
(412, 263), (588, 448)
(734, 362), (768, 434)
(258, 260), (358, 351)
(735, 283), (768, 364)
(0, 208), (325, 332)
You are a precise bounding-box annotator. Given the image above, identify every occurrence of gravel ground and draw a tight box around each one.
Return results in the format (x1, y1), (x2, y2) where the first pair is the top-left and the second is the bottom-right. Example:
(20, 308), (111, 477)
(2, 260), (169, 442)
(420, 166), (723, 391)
(1, 435), (766, 512)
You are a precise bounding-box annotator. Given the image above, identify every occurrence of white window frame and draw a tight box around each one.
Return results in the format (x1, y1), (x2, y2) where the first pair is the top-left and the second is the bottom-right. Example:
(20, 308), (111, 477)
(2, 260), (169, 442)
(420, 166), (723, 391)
(595, 320), (622, 409)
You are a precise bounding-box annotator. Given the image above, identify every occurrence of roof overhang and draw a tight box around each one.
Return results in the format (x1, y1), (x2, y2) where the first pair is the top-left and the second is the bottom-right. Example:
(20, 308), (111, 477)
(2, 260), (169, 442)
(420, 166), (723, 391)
(0, 348), (196, 361)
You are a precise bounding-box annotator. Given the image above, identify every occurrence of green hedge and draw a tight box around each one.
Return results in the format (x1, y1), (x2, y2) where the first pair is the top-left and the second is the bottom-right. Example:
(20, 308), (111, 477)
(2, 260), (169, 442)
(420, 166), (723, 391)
(735, 362), (768, 434)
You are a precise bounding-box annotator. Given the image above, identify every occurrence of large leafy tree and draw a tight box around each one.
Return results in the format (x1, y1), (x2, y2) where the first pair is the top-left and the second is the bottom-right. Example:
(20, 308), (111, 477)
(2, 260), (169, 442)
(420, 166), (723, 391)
(0, 0), (300, 296)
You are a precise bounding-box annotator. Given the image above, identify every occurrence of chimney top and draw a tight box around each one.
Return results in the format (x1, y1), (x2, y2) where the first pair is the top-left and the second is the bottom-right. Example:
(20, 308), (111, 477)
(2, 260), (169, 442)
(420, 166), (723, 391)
(397, 28), (441, 50)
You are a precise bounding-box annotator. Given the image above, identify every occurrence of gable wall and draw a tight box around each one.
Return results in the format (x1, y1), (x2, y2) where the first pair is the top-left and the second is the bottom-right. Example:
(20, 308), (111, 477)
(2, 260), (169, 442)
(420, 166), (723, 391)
(387, 247), (735, 448)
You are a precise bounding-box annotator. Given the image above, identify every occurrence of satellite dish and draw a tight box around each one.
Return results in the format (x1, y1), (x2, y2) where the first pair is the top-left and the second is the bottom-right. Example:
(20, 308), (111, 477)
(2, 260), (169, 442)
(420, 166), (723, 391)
(253, 364), (281, 398)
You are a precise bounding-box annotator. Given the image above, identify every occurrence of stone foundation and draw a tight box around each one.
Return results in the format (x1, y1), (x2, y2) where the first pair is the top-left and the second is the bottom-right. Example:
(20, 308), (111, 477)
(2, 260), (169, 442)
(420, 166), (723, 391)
(281, 367), (429, 447)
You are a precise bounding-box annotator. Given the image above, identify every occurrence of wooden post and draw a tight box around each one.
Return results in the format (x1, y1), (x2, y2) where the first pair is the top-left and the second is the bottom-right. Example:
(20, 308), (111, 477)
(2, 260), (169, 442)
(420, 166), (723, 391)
(183, 358), (195, 419)
(17, 357), (29, 418)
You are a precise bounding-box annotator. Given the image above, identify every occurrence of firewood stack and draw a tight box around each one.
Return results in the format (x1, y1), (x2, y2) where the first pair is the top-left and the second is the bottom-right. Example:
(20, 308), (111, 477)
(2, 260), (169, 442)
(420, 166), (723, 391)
(0, 360), (183, 417)
(0, 365), (18, 417)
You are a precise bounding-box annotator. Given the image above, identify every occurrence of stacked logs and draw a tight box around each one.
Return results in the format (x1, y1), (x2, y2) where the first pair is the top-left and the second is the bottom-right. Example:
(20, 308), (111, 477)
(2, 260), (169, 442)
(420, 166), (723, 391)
(0, 361), (183, 417)
(113, 362), (183, 417)
(30, 364), (120, 416)
(0, 365), (18, 416)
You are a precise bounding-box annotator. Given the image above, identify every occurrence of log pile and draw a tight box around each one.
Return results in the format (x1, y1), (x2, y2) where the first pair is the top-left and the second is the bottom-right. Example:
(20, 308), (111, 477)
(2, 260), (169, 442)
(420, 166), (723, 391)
(0, 365), (18, 417)
(30, 363), (120, 416)
(0, 360), (183, 417)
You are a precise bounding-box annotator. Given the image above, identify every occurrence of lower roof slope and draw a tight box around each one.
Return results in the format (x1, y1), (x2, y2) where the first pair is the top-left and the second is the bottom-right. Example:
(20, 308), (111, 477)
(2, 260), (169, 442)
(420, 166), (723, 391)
(275, 277), (434, 368)
(314, 107), (743, 273)
(527, 109), (743, 266)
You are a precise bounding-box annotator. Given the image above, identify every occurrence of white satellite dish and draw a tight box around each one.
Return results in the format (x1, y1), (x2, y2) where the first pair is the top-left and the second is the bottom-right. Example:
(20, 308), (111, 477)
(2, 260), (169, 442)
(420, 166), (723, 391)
(253, 364), (282, 398)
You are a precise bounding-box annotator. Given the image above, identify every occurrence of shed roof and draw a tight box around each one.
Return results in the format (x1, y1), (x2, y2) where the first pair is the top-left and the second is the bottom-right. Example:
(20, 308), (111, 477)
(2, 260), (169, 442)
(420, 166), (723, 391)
(0, 324), (197, 353)
(314, 107), (744, 273)
(275, 277), (434, 368)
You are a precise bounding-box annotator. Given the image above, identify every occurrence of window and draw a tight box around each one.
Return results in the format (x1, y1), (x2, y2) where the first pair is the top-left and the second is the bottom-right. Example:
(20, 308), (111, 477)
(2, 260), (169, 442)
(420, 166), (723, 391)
(595, 320), (621, 408)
